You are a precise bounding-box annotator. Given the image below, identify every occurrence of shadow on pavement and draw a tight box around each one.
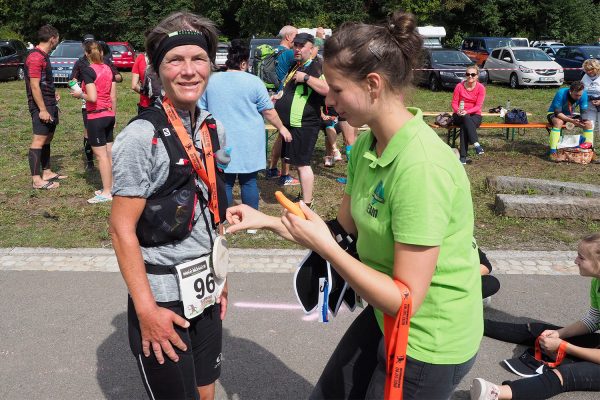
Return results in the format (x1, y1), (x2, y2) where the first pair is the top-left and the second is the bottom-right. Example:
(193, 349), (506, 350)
(220, 327), (314, 399)
(97, 312), (146, 399)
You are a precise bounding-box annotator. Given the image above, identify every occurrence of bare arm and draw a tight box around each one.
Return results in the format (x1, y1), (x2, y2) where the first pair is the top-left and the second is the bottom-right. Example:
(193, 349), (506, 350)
(29, 77), (48, 114)
(81, 82), (97, 103)
(110, 82), (117, 112)
(131, 73), (141, 93)
(564, 343), (600, 364)
(306, 75), (329, 96)
(261, 108), (292, 142)
(558, 320), (595, 339)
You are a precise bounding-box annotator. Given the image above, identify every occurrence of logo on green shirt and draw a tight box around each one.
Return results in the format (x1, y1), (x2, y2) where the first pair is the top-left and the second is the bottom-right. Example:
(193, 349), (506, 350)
(367, 180), (384, 218)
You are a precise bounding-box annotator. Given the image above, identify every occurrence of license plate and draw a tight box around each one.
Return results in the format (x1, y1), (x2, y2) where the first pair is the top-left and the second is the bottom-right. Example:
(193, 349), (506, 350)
(539, 77), (554, 82)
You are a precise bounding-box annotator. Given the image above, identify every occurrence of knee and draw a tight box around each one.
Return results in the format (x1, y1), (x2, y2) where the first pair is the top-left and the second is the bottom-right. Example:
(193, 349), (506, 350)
(552, 119), (563, 128)
(584, 121), (593, 129)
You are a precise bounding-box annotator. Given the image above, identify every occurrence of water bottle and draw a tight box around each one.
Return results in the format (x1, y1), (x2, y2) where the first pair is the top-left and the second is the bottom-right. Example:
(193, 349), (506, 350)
(459, 100), (465, 112)
(215, 147), (231, 170)
(506, 99), (511, 111)
(68, 80), (81, 93)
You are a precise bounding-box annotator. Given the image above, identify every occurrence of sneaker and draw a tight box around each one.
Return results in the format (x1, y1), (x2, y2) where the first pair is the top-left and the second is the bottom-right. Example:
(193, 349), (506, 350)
(265, 168), (280, 179)
(332, 149), (343, 161)
(470, 378), (500, 400)
(475, 145), (485, 155)
(323, 156), (334, 167)
(460, 157), (472, 165)
(279, 175), (300, 186)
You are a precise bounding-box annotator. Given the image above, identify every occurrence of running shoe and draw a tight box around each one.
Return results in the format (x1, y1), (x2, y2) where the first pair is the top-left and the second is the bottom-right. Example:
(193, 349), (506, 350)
(324, 156), (334, 167)
(265, 168), (280, 179)
(279, 175), (300, 186)
(460, 157), (472, 165)
(470, 378), (500, 400)
(332, 149), (343, 161)
(474, 145), (485, 155)
(336, 177), (347, 184)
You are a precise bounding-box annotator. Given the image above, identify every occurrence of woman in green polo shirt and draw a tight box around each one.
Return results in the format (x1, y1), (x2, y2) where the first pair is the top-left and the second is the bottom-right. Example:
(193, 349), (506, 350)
(226, 11), (482, 399)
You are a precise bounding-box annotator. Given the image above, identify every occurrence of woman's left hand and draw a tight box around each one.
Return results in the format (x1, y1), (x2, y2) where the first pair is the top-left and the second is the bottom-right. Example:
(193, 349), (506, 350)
(539, 335), (563, 354)
(280, 201), (337, 255)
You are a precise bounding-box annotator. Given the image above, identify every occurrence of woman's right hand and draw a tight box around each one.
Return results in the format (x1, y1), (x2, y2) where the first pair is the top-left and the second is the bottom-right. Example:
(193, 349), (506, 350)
(225, 204), (267, 234)
(138, 305), (190, 364)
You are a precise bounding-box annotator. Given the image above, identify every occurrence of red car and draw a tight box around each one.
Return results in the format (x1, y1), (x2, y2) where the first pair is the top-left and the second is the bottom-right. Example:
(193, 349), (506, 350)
(106, 41), (136, 70)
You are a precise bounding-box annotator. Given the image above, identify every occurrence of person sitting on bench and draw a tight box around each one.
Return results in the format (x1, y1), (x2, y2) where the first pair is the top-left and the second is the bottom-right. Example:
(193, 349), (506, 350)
(547, 81), (592, 161)
(451, 65), (486, 165)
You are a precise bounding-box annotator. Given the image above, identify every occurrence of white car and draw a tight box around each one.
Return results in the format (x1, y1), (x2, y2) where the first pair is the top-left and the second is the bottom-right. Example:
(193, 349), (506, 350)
(484, 46), (564, 88)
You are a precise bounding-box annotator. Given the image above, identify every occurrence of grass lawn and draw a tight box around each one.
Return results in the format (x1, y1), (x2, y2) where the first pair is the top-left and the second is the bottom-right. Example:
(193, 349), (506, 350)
(1, 74), (598, 250)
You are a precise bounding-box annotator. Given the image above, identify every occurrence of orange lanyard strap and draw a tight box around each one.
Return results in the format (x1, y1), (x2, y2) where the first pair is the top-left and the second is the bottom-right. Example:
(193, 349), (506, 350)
(534, 337), (567, 368)
(162, 97), (221, 225)
(383, 281), (412, 400)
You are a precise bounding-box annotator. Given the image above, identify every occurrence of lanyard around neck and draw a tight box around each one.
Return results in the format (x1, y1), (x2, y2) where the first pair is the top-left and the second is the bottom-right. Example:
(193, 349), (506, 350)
(162, 97), (221, 224)
(282, 58), (313, 87)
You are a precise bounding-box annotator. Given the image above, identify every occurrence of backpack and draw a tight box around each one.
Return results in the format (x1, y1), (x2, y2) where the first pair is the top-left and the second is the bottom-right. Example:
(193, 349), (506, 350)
(140, 55), (162, 101)
(505, 108), (528, 124)
(254, 44), (281, 90)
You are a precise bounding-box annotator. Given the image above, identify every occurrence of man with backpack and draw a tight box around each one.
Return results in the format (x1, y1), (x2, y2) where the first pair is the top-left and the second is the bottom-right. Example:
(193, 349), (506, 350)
(265, 25), (298, 182)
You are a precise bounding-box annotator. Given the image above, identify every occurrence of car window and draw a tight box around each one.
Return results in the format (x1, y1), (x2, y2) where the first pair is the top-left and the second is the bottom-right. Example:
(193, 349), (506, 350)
(511, 39), (529, 47)
(555, 48), (568, 58)
(109, 45), (129, 54)
(491, 49), (501, 59)
(1, 45), (16, 56)
(582, 48), (600, 59)
(0, 46), (6, 57)
(431, 50), (472, 64)
(513, 49), (551, 62)
(570, 50), (584, 59)
(485, 38), (511, 51)
(499, 50), (513, 62)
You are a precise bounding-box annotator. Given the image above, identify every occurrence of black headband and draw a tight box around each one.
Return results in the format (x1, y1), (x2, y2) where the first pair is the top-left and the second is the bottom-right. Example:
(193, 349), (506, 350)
(151, 30), (210, 74)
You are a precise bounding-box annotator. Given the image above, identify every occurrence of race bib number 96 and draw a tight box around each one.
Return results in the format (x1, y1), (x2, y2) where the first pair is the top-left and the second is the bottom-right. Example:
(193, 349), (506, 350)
(176, 256), (221, 319)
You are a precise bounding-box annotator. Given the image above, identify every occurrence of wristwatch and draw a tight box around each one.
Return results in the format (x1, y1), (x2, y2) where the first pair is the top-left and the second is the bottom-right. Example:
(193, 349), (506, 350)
(303, 74), (310, 83)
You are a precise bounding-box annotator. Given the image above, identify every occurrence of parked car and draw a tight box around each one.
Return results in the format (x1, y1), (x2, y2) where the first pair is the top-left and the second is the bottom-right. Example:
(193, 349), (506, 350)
(417, 48), (488, 91)
(483, 47), (564, 88)
(461, 37), (514, 66)
(553, 45), (600, 82)
(215, 42), (229, 70)
(0, 39), (27, 81)
(106, 42), (135, 70)
(510, 37), (530, 47)
(248, 38), (280, 73)
(49, 40), (84, 85)
(535, 44), (565, 60)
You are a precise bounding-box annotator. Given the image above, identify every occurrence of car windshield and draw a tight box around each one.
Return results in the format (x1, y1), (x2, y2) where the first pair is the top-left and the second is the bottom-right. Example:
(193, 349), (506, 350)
(486, 38), (511, 50)
(513, 49), (551, 61)
(52, 44), (83, 58)
(431, 51), (472, 64)
(510, 39), (529, 47)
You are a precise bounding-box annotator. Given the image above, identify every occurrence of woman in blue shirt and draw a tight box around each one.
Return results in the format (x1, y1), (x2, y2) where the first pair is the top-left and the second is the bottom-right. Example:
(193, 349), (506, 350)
(200, 40), (291, 209)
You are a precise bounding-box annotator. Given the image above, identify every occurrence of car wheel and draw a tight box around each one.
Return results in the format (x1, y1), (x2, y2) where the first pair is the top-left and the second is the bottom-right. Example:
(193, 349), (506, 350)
(509, 73), (519, 89)
(429, 74), (440, 91)
(16, 66), (25, 81)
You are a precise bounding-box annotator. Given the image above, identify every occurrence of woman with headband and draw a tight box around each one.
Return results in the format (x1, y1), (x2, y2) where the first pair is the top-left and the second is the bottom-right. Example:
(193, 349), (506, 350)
(110, 12), (228, 400)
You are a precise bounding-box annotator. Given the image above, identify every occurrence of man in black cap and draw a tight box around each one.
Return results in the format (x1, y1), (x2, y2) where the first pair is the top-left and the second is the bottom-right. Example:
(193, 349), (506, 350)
(274, 32), (329, 205)
(70, 34), (121, 170)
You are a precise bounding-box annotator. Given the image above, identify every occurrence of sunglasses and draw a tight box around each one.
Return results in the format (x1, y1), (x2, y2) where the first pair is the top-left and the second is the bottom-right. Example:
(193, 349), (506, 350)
(465, 73), (478, 77)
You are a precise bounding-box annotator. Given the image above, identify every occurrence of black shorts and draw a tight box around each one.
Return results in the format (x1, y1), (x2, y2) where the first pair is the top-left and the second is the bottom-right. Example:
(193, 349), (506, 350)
(82, 109), (88, 129)
(87, 116), (115, 147)
(31, 105), (59, 135)
(282, 126), (320, 166)
(128, 297), (222, 399)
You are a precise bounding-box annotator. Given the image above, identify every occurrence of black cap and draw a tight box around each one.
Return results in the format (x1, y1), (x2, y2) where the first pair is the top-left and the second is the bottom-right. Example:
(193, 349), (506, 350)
(294, 33), (314, 45)
(82, 34), (95, 43)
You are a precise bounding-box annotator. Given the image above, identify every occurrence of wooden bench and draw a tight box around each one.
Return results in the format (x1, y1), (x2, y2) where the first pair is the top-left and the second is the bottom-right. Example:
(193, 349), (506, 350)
(428, 122), (550, 147)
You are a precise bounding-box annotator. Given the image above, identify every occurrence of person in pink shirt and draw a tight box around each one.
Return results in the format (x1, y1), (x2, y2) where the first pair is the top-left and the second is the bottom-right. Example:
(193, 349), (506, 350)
(451, 65), (486, 164)
(131, 53), (151, 113)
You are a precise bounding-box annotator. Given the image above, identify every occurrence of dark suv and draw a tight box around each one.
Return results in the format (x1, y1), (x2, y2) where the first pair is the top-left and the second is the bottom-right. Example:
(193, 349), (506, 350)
(554, 46), (600, 82)
(0, 39), (27, 81)
(417, 48), (488, 91)
(49, 40), (84, 85)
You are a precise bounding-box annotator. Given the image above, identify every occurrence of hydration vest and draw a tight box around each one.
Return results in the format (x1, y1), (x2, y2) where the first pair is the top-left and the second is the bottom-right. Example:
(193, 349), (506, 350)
(130, 104), (227, 247)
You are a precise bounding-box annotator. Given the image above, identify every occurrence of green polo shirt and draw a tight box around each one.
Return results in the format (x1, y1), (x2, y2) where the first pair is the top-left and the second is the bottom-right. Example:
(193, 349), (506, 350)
(591, 278), (600, 310)
(345, 108), (482, 364)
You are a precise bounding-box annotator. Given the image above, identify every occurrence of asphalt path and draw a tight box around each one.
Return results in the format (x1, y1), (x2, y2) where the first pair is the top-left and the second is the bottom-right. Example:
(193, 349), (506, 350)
(0, 271), (596, 400)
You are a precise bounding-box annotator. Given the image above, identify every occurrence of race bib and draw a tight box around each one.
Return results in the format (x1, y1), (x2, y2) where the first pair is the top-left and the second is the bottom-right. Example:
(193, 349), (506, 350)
(175, 255), (225, 320)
